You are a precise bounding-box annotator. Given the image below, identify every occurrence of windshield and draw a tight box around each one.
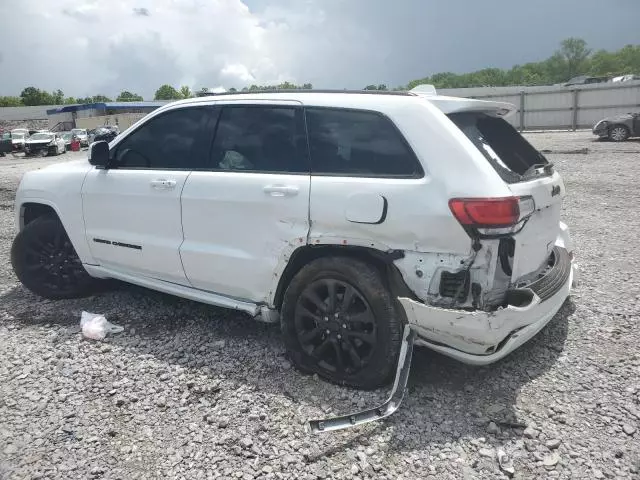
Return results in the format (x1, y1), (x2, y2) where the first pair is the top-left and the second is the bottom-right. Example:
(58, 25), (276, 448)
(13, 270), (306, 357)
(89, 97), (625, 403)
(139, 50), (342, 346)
(72, 129), (86, 135)
(29, 133), (53, 141)
(12, 133), (26, 140)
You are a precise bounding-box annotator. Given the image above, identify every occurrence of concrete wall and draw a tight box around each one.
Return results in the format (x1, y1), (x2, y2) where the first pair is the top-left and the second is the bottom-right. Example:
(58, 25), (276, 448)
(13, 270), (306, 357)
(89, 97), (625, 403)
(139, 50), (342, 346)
(439, 81), (640, 130)
(75, 113), (147, 131)
(0, 105), (63, 121)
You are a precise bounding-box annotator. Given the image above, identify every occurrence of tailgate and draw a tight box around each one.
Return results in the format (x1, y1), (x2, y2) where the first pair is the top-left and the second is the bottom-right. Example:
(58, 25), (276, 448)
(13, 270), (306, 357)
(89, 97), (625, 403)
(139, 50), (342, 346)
(508, 172), (565, 281)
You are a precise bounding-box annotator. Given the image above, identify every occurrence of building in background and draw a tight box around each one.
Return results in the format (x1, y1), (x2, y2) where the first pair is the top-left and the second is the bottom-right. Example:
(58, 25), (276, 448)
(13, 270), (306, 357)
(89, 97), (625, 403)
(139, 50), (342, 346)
(46, 101), (170, 132)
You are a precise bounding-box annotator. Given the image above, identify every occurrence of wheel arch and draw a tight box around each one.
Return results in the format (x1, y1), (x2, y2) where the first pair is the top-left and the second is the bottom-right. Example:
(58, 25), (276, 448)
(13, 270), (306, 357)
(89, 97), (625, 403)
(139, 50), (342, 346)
(272, 245), (417, 311)
(20, 201), (61, 231)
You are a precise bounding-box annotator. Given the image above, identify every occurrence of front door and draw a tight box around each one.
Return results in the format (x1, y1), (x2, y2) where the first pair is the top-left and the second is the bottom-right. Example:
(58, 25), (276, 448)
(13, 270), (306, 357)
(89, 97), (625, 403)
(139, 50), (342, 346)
(82, 106), (213, 285)
(180, 102), (311, 303)
(633, 114), (640, 136)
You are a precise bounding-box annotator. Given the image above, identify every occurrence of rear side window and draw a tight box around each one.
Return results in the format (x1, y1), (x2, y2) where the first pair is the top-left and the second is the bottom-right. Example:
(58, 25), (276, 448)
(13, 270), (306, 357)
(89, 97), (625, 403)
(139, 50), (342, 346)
(305, 107), (422, 177)
(210, 106), (308, 173)
(448, 112), (550, 183)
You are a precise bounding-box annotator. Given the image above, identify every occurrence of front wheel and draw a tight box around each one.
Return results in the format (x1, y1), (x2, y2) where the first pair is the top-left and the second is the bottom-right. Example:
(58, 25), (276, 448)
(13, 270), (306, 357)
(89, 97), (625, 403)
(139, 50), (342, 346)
(281, 257), (404, 389)
(11, 216), (101, 299)
(609, 125), (630, 142)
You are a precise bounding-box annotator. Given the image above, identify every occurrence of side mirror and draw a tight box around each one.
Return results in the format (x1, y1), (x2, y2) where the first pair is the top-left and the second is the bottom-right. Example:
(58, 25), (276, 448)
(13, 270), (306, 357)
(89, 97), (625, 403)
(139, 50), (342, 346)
(88, 140), (110, 168)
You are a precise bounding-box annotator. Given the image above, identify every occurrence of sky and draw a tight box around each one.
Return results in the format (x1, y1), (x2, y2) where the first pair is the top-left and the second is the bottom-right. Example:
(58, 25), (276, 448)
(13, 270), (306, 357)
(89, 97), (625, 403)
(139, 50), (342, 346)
(0, 0), (639, 99)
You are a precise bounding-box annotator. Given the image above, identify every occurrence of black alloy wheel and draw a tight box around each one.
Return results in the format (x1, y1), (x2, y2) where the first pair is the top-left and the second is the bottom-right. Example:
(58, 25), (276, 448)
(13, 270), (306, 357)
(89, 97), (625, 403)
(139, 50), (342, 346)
(11, 216), (100, 299)
(294, 278), (377, 375)
(281, 257), (404, 389)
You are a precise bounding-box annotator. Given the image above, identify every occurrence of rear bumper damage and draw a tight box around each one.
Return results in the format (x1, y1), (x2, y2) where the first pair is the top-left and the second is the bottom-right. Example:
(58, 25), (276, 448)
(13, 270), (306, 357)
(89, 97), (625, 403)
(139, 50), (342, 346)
(400, 245), (574, 365)
(307, 247), (575, 434)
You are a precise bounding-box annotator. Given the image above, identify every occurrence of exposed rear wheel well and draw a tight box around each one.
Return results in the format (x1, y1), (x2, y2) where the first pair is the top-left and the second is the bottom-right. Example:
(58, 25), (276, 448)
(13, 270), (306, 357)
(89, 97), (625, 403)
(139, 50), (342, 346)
(21, 203), (59, 229)
(273, 245), (415, 310)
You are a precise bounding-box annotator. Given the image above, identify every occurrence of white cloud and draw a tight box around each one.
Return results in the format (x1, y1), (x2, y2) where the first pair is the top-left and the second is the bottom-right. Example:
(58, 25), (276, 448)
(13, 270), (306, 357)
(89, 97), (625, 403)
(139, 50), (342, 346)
(0, 0), (308, 99)
(0, 0), (638, 99)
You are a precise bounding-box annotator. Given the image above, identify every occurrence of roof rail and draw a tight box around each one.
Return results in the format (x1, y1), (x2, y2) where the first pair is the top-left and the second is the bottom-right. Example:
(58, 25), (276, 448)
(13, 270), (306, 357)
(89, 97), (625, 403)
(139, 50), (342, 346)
(196, 89), (414, 97)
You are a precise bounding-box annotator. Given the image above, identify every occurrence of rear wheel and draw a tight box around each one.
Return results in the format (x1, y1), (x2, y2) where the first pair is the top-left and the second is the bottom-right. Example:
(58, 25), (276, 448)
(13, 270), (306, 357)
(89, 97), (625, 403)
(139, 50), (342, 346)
(11, 216), (101, 299)
(609, 125), (630, 142)
(281, 257), (404, 389)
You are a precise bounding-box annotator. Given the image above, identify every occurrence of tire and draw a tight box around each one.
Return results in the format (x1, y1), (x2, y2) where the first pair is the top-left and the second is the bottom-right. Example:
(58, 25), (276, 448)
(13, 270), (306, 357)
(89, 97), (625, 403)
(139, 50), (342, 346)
(11, 215), (100, 299)
(608, 125), (630, 142)
(281, 256), (404, 389)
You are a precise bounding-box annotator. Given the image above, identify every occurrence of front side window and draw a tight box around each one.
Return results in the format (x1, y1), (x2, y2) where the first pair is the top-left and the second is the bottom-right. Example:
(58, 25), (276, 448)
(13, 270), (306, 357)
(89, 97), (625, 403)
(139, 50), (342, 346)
(305, 107), (422, 177)
(210, 106), (307, 174)
(112, 107), (211, 170)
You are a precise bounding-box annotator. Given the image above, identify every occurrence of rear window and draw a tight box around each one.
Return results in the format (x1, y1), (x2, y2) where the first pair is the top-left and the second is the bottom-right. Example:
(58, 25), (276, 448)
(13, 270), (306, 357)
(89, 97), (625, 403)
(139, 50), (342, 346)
(305, 107), (423, 178)
(448, 112), (551, 183)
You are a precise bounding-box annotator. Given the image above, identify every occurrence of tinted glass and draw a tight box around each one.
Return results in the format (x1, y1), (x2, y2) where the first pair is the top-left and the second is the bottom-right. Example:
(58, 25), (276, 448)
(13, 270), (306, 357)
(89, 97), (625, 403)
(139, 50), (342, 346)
(305, 108), (421, 177)
(210, 106), (307, 173)
(448, 112), (549, 183)
(113, 107), (211, 170)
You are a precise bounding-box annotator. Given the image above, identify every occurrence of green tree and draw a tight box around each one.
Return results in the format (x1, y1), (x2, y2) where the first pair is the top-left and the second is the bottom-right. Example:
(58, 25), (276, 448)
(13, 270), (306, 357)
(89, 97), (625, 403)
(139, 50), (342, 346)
(20, 87), (53, 106)
(228, 87), (237, 92)
(179, 86), (192, 98)
(558, 37), (592, 80)
(0, 96), (22, 107)
(64, 97), (77, 105)
(91, 95), (113, 103)
(51, 89), (64, 104)
(116, 91), (144, 101)
(154, 84), (182, 100)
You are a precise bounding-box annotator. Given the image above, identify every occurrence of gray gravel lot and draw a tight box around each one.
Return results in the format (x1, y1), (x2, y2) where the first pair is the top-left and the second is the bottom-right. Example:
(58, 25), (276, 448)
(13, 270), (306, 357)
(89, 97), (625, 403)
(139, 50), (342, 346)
(1, 133), (639, 480)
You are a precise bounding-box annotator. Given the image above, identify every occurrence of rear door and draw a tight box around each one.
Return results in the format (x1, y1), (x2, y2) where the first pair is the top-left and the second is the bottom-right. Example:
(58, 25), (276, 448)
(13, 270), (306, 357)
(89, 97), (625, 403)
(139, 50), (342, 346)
(448, 112), (565, 281)
(633, 114), (640, 136)
(179, 102), (311, 303)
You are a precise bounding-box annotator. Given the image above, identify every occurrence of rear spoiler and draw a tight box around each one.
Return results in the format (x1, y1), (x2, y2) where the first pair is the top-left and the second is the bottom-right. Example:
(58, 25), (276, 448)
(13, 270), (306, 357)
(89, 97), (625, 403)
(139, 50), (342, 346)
(409, 85), (516, 118)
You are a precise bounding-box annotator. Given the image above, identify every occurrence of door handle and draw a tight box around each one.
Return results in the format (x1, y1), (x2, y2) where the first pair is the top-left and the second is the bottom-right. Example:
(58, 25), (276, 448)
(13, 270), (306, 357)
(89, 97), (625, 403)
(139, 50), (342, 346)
(263, 185), (299, 197)
(150, 179), (177, 189)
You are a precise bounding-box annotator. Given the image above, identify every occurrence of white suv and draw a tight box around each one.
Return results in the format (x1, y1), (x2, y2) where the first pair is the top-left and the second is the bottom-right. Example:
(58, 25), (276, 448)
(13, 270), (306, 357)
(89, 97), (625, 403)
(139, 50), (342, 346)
(11, 88), (575, 391)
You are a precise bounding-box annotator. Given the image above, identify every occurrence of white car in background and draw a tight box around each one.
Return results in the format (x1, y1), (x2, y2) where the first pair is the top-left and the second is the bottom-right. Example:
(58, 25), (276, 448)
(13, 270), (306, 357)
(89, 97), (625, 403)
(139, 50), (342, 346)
(10, 87), (576, 429)
(24, 132), (66, 156)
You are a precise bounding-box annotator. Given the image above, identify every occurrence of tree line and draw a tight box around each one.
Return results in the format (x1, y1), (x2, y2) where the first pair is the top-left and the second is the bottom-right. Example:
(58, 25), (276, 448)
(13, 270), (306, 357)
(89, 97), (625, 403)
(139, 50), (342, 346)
(1, 38), (638, 107)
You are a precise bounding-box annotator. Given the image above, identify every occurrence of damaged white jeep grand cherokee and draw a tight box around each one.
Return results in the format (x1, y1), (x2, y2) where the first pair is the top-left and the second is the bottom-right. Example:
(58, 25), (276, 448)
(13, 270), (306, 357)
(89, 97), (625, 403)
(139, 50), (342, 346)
(11, 87), (575, 392)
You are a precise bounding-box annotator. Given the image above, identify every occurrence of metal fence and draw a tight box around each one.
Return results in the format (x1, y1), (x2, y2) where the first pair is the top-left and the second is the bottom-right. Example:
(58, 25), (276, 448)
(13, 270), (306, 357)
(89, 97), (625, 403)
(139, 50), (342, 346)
(440, 81), (640, 131)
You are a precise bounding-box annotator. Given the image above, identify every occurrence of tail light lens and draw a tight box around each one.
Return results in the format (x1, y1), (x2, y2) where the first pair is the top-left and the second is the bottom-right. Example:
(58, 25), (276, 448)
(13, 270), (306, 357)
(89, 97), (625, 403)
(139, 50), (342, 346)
(449, 196), (535, 236)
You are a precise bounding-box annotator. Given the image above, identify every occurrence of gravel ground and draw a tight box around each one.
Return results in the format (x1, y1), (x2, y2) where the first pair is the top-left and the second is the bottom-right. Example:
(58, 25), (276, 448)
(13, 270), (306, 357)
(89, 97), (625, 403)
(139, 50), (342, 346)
(1, 133), (639, 480)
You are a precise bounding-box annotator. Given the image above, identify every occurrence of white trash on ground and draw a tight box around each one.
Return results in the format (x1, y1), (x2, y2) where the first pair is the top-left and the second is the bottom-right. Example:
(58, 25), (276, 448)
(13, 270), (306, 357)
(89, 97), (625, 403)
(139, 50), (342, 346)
(80, 311), (124, 340)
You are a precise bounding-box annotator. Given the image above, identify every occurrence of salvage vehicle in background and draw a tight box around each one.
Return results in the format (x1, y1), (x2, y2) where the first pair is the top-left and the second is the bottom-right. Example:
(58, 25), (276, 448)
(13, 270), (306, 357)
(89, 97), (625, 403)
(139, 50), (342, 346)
(10, 88), (576, 428)
(70, 128), (89, 147)
(59, 132), (73, 150)
(88, 126), (119, 145)
(24, 132), (66, 156)
(11, 132), (27, 152)
(592, 112), (640, 141)
(0, 132), (11, 157)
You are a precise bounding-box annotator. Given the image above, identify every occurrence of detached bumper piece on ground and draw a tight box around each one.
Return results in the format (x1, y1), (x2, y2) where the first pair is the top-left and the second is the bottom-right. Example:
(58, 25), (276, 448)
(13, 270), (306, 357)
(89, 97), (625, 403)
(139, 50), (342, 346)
(307, 325), (416, 433)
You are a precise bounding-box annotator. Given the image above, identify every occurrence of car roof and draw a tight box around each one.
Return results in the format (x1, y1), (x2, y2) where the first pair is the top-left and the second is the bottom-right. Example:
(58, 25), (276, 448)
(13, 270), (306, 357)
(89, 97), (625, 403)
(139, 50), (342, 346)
(160, 89), (516, 117)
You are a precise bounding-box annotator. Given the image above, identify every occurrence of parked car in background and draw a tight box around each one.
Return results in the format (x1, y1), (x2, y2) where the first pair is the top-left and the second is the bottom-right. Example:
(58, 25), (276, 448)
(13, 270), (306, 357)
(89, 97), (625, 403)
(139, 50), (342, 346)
(11, 132), (27, 151)
(24, 132), (66, 156)
(592, 112), (640, 141)
(0, 132), (11, 156)
(59, 132), (73, 150)
(88, 126), (119, 145)
(70, 128), (89, 147)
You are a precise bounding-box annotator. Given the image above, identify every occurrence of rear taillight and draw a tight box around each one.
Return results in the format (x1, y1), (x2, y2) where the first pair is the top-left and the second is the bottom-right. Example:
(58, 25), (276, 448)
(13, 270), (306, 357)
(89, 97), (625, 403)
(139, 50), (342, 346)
(449, 196), (535, 236)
